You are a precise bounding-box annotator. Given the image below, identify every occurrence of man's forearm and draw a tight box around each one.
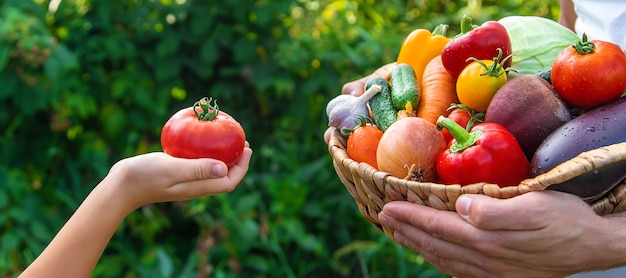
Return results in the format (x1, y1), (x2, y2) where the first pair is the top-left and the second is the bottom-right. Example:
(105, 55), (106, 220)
(558, 0), (577, 31)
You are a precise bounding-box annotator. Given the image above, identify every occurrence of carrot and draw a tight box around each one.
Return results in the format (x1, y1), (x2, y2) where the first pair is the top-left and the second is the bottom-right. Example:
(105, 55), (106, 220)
(416, 55), (459, 124)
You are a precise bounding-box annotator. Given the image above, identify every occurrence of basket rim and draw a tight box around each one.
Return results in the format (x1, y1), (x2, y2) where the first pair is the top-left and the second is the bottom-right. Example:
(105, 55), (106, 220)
(327, 126), (626, 203)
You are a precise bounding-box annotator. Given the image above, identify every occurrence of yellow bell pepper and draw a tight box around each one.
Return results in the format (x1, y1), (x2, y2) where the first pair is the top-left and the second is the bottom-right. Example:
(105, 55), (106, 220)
(396, 24), (450, 88)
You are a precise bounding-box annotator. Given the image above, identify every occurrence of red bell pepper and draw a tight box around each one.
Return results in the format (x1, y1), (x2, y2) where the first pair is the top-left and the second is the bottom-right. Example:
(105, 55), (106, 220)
(435, 116), (530, 187)
(441, 15), (512, 79)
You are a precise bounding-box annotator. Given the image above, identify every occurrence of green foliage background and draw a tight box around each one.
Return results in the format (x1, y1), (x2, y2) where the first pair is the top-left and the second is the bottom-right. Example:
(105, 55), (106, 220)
(0, 0), (559, 277)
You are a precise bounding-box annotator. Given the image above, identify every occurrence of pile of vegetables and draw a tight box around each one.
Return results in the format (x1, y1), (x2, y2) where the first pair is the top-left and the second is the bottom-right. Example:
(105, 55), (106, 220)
(326, 15), (626, 202)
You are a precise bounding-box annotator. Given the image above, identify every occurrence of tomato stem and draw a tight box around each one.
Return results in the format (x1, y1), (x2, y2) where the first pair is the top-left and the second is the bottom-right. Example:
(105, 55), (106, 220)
(194, 97), (219, 121)
(447, 103), (484, 131)
(465, 48), (512, 77)
(436, 115), (481, 153)
(573, 33), (595, 55)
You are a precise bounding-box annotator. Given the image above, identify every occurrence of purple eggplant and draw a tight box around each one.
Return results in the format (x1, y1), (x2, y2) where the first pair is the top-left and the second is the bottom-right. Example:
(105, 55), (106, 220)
(530, 96), (626, 202)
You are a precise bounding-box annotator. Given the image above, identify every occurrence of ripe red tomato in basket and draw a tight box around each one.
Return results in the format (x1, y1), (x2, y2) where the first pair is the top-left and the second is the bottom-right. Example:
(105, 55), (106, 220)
(551, 35), (626, 110)
(161, 97), (246, 167)
(347, 122), (383, 169)
(441, 104), (484, 144)
(442, 107), (471, 144)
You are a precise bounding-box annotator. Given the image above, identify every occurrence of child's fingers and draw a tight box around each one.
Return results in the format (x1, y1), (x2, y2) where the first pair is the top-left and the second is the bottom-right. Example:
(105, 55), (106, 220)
(163, 141), (251, 183)
(225, 147), (253, 184)
(166, 147), (253, 200)
(162, 156), (229, 182)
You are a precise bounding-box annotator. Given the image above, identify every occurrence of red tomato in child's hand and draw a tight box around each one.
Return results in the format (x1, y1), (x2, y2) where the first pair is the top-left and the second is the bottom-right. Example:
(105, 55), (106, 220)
(161, 97), (246, 167)
(551, 37), (626, 110)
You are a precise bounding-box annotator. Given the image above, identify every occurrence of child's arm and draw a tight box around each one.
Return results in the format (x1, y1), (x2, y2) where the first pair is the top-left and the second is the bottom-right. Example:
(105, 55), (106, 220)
(19, 146), (253, 278)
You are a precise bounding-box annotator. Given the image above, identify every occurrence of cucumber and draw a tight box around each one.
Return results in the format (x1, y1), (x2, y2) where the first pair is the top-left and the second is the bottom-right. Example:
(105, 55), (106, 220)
(533, 66), (552, 84)
(390, 63), (420, 111)
(366, 77), (396, 131)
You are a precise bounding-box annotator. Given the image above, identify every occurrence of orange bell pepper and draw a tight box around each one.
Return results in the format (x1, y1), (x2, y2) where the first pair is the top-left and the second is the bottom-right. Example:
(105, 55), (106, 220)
(396, 24), (450, 88)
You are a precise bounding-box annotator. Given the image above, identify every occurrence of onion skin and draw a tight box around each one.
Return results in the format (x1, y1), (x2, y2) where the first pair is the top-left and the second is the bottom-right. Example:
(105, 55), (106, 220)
(376, 117), (447, 181)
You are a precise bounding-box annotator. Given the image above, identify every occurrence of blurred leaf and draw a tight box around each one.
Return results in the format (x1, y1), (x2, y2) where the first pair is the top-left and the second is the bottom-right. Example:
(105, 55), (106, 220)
(156, 248), (174, 277)
(99, 104), (127, 138)
(184, 55), (215, 79)
(156, 36), (179, 58)
(111, 78), (128, 99)
(43, 44), (78, 80)
(245, 255), (271, 273)
(232, 37), (255, 63)
(200, 38), (218, 65)
(235, 218), (260, 243)
(333, 241), (380, 261)
(13, 86), (48, 114)
(0, 71), (17, 99)
(297, 234), (323, 254)
(0, 45), (9, 72)
(189, 9), (214, 36)
(1, 232), (19, 251)
(30, 221), (50, 241)
(65, 92), (97, 118)
(0, 193), (7, 209)
(155, 56), (180, 80)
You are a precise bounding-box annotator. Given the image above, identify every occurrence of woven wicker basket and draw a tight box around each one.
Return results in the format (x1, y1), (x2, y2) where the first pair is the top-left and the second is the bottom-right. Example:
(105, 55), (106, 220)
(327, 127), (626, 236)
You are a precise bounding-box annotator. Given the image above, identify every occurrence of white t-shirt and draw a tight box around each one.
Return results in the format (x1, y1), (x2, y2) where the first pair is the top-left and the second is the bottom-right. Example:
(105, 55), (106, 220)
(569, 3), (626, 275)
(573, 0), (626, 48)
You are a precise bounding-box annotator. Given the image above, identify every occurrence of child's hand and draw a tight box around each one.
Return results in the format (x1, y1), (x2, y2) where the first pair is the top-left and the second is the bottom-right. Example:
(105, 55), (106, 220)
(19, 143), (252, 278)
(103, 142), (253, 211)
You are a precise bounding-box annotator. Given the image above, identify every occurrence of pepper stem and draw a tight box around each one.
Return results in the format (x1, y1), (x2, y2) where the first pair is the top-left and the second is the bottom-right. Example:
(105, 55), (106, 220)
(436, 115), (482, 153)
(458, 15), (478, 36)
(432, 24), (449, 37)
(194, 97), (219, 121)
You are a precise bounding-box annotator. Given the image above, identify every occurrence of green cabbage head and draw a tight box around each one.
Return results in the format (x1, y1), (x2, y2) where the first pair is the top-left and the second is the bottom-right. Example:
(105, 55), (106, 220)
(498, 16), (581, 77)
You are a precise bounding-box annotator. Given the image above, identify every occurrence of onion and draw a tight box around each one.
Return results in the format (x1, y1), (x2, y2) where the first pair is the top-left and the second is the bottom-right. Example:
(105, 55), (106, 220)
(376, 117), (446, 181)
